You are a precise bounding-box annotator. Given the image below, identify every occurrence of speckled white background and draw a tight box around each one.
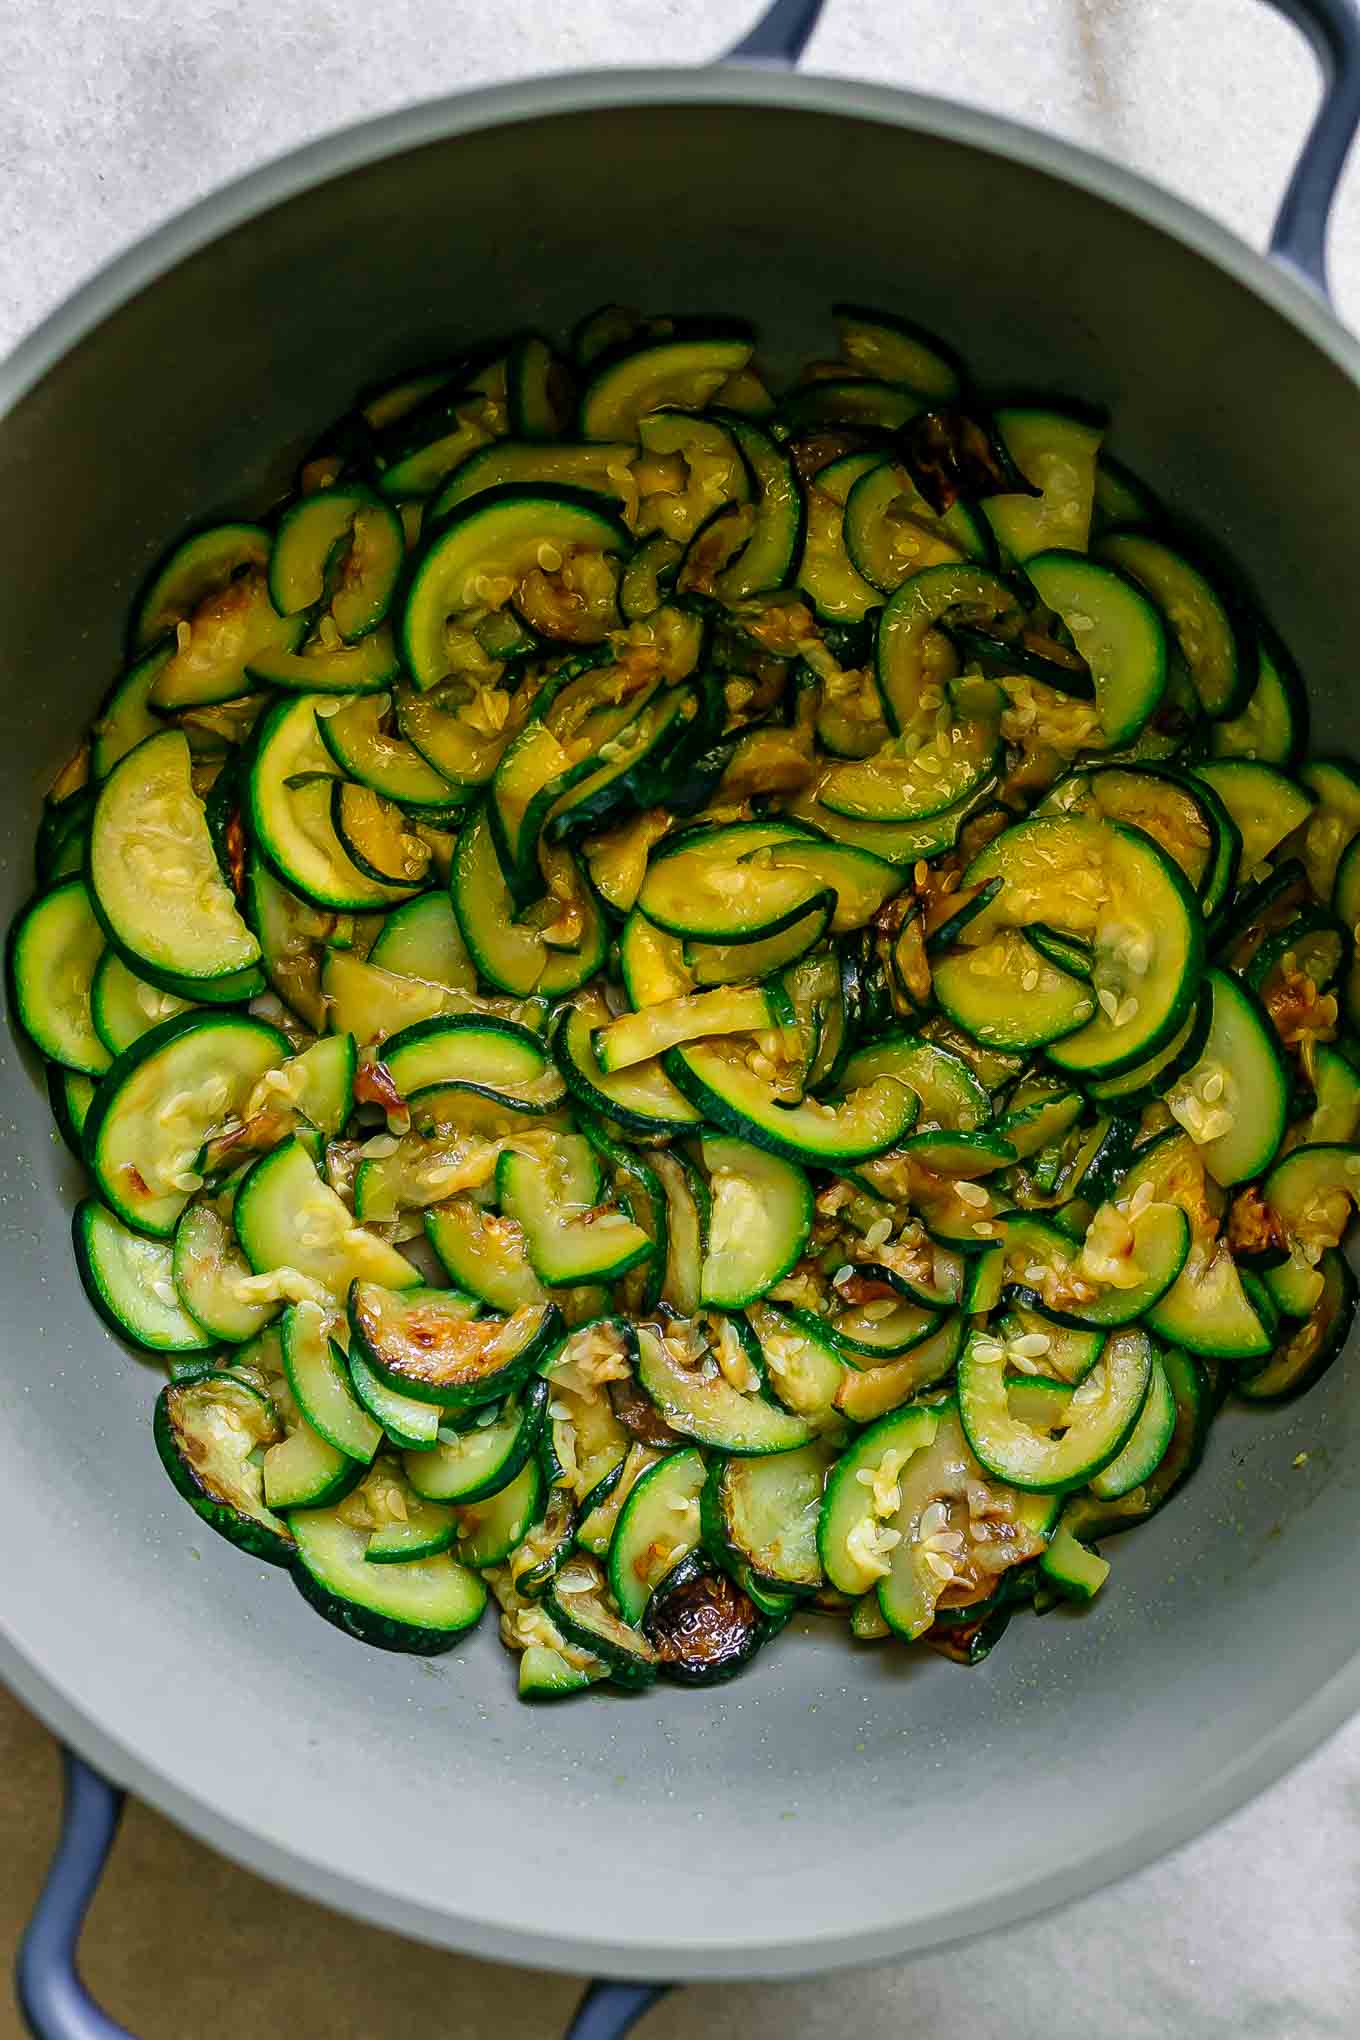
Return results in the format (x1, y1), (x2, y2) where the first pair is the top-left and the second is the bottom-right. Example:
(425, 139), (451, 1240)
(2, 2), (1359, 2033)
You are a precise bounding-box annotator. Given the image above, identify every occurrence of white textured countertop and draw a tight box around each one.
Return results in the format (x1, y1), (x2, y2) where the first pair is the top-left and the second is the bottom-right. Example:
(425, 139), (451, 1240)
(3, 3), (1359, 2034)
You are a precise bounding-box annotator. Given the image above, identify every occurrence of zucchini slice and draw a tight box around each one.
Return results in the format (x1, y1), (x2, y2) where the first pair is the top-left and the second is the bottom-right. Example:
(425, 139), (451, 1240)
(1300, 1042), (1360, 1145)
(431, 438), (638, 519)
(963, 813), (1203, 1078)
(91, 643), (171, 779)
(1039, 1526), (1109, 1602)
(958, 1324), (1152, 1491)
(1209, 638), (1307, 768)
(368, 889), (475, 992)
(348, 1282), (560, 1408)
(269, 487), (404, 642)
(1096, 529), (1251, 719)
(91, 951), (192, 1057)
(552, 994), (702, 1136)
(816, 716), (998, 827)
(933, 928), (1097, 1051)
(75, 1198), (216, 1353)
(702, 1443), (830, 1594)
(697, 1135), (813, 1310)
(262, 1403), (364, 1513)
(1192, 759), (1314, 874)
(90, 730), (260, 982)
(1039, 764), (1231, 906)
(871, 1403), (1053, 1637)
(146, 567), (304, 711)
(496, 1135), (654, 1286)
(424, 1198), (548, 1312)
(1025, 552), (1167, 747)
(9, 878), (112, 1075)
(1299, 757), (1360, 900)
(248, 697), (421, 912)
(84, 1011), (289, 1237)
(1088, 1354), (1177, 1500)
(404, 1382), (548, 1503)
(593, 986), (773, 1072)
(401, 487), (629, 689)
(579, 332), (753, 440)
(235, 1135), (421, 1299)
(452, 805), (606, 997)
(831, 303), (964, 399)
(983, 407), (1102, 562)
(1003, 1199), (1190, 1329)
(457, 1457), (547, 1567)
(547, 1558), (659, 1688)
(133, 522), (271, 648)
(608, 1447), (708, 1623)
(346, 1345), (443, 1452)
(842, 458), (985, 595)
(634, 1323), (812, 1455)
(1164, 969), (1287, 1186)
(381, 1013), (558, 1104)
(638, 821), (900, 942)
(876, 561), (1022, 734)
(154, 1372), (294, 1562)
(291, 1507), (486, 1651)
(318, 692), (462, 811)
(1236, 1248), (1355, 1402)
(818, 1405), (941, 1595)
(245, 626), (403, 696)
(744, 1301), (847, 1422)
(709, 415), (805, 601)
(1259, 1142), (1360, 1263)
(172, 1199), (279, 1344)
(666, 1036), (918, 1166)
(281, 1300), (381, 1461)
(635, 409), (750, 544)
(797, 451), (885, 624)
(48, 1065), (97, 1157)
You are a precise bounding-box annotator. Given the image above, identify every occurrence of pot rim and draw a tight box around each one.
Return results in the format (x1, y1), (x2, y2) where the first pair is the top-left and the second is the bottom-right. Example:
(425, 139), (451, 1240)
(4, 61), (1359, 1983)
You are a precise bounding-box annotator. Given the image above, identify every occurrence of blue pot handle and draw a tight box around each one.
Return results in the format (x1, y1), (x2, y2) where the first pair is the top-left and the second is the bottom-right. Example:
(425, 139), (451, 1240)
(1267, 0), (1360, 298)
(727, 0), (826, 65)
(16, 1752), (134, 2040)
(17, 1749), (672, 2040)
(563, 1982), (672, 2039)
(727, 0), (1360, 303)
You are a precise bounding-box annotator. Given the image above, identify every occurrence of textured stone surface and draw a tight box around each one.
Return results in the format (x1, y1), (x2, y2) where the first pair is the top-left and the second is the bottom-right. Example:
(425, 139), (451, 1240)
(2, 3), (1359, 2033)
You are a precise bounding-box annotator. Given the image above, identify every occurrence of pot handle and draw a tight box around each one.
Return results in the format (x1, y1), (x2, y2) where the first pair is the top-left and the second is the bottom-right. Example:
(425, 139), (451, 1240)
(726, 0), (826, 65)
(19, 1750), (670, 2040)
(15, 1751), (135, 2040)
(1267, 0), (1360, 298)
(728, 0), (1359, 301)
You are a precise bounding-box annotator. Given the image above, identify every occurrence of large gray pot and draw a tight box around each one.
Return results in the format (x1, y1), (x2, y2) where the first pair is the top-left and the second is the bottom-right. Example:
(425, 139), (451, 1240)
(3, 0), (1360, 2010)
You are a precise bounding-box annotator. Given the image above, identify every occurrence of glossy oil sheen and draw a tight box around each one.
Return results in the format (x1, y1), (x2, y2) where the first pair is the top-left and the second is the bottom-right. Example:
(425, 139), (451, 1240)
(2, 69), (1359, 1982)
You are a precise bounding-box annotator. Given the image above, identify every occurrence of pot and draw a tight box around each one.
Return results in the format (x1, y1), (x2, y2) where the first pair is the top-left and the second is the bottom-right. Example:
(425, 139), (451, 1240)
(4, 2), (1360, 2035)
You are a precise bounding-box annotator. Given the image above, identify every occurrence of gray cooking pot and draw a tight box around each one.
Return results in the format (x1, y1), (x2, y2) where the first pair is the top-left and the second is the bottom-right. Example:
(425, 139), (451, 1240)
(4, 1), (1360, 2034)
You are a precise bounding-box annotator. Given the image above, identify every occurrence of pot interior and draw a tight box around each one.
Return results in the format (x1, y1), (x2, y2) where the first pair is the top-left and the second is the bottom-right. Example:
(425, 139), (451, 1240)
(2, 87), (1358, 1975)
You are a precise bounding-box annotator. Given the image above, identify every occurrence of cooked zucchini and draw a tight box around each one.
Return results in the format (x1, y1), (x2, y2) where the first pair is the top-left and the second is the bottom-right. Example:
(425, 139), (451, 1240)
(349, 1282), (560, 1407)
(21, 301), (1360, 1706)
(154, 1371), (294, 1562)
